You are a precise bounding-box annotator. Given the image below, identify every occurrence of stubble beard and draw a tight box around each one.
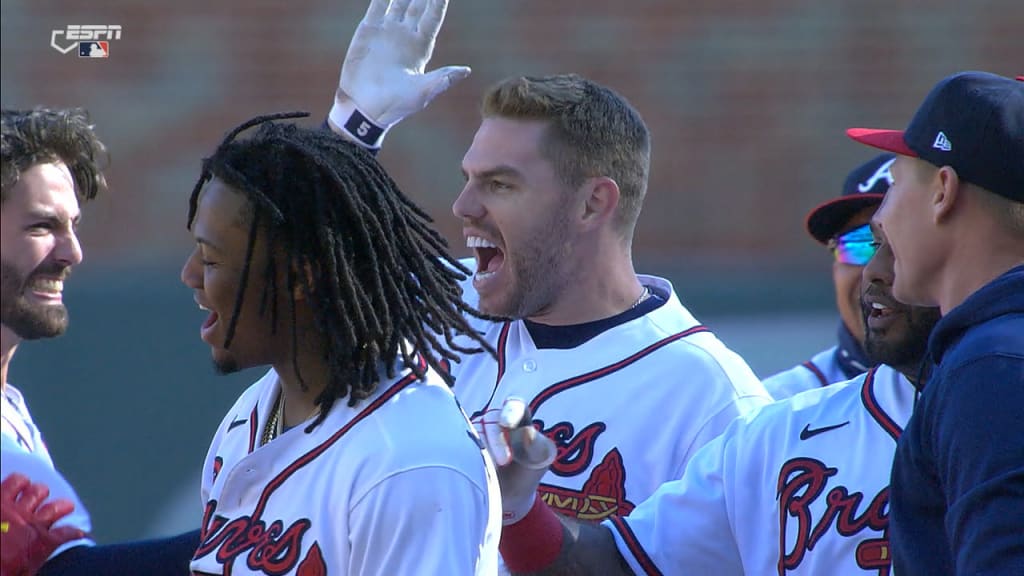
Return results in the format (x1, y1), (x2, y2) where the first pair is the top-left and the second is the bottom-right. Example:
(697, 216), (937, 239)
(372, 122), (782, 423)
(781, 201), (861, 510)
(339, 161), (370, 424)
(500, 211), (573, 320)
(213, 356), (241, 375)
(864, 306), (941, 371)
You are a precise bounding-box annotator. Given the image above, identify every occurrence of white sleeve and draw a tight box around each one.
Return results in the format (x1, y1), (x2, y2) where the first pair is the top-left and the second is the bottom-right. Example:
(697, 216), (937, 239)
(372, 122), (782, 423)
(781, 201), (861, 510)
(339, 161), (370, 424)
(680, 391), (769, 474)
(348, 466), (494, 576)
(604, 421), (746, 576)
(1, 438), (96, 557)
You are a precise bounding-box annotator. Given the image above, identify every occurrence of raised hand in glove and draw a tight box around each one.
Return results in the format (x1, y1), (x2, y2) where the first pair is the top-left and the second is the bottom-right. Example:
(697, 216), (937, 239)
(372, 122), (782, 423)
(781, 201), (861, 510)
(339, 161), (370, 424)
(1, 474), (84, 576)
(478, 397), (557, 525)
(330, 0), (471, 148)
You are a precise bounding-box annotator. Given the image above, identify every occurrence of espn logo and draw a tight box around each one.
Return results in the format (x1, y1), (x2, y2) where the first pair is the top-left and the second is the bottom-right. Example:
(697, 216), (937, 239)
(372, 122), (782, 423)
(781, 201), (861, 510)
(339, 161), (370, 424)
(51, 25), (121, 56)
(79, 41), (109, 58)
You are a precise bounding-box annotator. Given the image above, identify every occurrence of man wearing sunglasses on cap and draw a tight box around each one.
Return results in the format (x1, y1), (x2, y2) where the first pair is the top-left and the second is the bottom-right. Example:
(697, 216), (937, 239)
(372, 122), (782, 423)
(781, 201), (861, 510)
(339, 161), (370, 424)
(761, 153), (895, 399)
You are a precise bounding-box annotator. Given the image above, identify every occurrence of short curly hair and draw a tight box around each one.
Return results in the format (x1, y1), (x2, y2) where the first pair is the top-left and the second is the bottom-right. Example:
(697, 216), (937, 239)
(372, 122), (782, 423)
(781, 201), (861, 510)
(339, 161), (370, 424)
(1, 107), (108, 204)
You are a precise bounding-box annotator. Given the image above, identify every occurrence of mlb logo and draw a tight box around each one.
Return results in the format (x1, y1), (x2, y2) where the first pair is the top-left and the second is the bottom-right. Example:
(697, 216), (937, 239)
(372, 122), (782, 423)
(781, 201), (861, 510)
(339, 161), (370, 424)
(78, 41), (109, 58)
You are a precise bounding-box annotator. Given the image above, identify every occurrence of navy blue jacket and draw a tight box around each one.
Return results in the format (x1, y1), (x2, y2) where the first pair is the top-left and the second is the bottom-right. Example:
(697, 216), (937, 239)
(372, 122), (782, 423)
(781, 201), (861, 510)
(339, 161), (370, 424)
(38, 530), (200, 576)
(890, 264), (1024, 575)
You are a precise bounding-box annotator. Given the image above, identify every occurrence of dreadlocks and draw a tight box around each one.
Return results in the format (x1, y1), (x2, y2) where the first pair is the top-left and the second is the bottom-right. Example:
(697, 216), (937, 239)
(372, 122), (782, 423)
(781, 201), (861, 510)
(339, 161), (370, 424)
(187, 112), (495, 430)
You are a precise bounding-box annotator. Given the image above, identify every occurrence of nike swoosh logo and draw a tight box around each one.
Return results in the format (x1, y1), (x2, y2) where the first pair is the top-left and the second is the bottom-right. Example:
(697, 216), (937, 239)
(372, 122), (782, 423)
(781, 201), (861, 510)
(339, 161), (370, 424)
(799, 421), (850, 440)
(227, 418), (248, 431)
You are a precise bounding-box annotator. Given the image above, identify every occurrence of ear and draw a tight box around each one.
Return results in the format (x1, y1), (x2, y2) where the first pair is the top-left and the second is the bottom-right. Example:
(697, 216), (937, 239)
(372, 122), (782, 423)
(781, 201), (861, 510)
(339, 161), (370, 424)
(289, 259), (318, 301)
(580, 176), (621, 229)
(932, 166), (962, 224)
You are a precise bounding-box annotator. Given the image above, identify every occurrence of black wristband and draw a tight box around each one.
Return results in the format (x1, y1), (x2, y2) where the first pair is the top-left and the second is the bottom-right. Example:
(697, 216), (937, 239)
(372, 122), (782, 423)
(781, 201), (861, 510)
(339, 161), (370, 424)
(342, 109), (385, 148)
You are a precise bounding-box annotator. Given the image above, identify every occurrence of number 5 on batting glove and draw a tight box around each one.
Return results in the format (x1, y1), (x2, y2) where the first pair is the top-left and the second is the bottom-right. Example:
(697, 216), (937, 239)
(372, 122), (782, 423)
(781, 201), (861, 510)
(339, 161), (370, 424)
(1, 474), (85, 576)
(478, 397), (557, 525)
(329, 0), (471, 149)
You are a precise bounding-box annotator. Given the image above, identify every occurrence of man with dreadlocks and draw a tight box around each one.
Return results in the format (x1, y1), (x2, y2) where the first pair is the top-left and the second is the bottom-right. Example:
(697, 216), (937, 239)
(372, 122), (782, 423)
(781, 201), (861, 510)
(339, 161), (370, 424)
(182, 112), (501, 575)
(323, 1), (770, 563)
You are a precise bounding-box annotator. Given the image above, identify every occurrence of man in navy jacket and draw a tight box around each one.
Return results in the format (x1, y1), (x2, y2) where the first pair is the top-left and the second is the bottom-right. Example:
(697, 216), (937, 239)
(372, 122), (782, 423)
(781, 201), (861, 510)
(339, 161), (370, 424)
(847, 71), (1024, 575)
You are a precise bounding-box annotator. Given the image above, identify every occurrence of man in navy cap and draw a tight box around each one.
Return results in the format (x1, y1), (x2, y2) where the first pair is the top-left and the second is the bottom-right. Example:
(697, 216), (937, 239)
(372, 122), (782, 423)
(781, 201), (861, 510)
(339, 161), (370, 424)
(762, 153), (895, 399)
(848, 71), (1024, 575)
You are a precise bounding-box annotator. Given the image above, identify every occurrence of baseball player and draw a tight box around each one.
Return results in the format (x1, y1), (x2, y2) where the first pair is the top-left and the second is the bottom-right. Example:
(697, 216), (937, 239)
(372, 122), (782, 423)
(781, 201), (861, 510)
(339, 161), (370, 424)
(326, 0), (772, 533)
(1, 108), (104, 570)
(848, 71), (1024, 575)
(495, 235), (942, 575)
(2, 107), (203, 576)
(762, 154), (895, 399)
(183, 114), (500, 575)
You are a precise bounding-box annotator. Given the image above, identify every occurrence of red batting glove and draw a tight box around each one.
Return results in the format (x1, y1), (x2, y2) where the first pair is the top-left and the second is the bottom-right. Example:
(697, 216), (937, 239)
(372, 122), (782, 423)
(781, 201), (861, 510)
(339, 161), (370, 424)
(1, 474), (85, 576)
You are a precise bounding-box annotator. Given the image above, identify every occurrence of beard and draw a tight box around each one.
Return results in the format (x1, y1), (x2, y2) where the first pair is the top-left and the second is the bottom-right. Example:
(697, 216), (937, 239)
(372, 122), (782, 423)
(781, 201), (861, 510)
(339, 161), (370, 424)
(863, 305), (942, 369)
(213, 357), (241, 375)
(1, 260), (71, 340)
(492, 209), (574, 320)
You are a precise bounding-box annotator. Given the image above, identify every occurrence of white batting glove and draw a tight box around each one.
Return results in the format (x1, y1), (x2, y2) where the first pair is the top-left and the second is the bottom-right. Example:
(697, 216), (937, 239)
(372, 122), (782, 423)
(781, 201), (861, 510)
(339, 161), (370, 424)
(329, 0), (471, 149)
(484, 397), (557, 526)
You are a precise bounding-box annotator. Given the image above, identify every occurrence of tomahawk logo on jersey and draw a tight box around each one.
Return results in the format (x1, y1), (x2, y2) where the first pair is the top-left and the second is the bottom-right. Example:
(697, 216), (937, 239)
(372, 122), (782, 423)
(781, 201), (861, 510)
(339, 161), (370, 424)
(608, 365), (912, 576)
(455, 269), (771, 520)
(190, 360), (500, 576)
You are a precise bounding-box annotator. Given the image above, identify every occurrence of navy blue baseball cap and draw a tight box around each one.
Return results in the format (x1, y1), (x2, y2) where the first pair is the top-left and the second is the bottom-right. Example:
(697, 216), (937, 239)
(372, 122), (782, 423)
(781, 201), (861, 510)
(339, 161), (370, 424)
(847, 71), (1024, 202)
(805, 153), (895, 244)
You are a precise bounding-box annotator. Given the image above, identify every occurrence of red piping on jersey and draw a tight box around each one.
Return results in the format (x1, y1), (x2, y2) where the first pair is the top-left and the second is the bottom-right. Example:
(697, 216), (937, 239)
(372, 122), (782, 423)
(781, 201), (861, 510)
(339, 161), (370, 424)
(249, 354), (428, 520)
(247, 404), (259, 454)
(608, 516), (665, 576)
(495, 321), (510, 385)
(801, 361), (830, 387)
(860, 367), (902, 442)
(528, 325), (709, 414)
(470, 321), (513, 420)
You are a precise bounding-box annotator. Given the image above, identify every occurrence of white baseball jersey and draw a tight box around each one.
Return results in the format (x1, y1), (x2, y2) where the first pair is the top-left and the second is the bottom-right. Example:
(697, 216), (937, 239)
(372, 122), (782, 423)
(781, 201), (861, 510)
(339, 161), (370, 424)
(1, 384), (94, 557)
(607, 364), (912, 576)
(191, 360), (501, 576)
(761, 345), (846, 400)
(454, 271), (771, 521)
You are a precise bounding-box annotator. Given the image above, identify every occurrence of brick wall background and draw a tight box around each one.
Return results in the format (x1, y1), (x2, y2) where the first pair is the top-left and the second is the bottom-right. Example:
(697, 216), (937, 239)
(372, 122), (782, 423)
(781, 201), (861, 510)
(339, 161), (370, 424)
(2, 0), (1021, 544)
(4, 0), (1020, 269)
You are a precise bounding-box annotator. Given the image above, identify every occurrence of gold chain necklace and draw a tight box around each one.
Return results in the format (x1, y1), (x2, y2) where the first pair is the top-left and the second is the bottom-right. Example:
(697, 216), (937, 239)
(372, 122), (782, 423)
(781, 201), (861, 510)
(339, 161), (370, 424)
(629, 286), (651, 310)
(260, 392), (321, 447)
(261, 392), (283, 446)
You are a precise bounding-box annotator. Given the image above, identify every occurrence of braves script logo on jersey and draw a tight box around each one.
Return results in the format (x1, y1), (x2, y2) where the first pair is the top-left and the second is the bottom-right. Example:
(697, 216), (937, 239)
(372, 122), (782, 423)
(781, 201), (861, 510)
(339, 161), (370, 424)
(777, 457), (891, 576)
(539, 445), (636, 520)
(540, 419), (606, 476)
(195, 500), (326, 575)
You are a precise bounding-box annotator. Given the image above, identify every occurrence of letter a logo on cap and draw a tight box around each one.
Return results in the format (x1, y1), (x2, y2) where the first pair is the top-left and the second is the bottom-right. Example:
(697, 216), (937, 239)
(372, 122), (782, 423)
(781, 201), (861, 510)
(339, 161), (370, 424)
(932, 131), (952, 151)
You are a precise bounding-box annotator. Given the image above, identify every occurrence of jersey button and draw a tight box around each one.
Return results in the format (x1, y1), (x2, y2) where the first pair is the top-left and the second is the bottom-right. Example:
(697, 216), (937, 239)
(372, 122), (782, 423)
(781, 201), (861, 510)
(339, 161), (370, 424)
(522, 360), (537, 372)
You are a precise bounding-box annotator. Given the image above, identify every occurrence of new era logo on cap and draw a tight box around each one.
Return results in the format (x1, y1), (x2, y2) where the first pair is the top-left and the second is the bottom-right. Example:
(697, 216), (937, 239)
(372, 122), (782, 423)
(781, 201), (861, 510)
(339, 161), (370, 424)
(847, 71), (1024, 203)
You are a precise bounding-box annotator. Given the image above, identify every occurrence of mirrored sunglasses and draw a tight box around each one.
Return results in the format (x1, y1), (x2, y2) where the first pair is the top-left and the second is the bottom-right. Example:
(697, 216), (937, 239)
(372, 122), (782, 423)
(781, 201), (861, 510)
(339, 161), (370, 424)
(829, 223), (877, 266)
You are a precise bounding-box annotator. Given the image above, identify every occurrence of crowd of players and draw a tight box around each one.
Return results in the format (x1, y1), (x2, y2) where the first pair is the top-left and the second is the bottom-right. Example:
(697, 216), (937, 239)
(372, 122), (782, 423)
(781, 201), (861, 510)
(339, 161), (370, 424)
(2, 1), (1021, 574)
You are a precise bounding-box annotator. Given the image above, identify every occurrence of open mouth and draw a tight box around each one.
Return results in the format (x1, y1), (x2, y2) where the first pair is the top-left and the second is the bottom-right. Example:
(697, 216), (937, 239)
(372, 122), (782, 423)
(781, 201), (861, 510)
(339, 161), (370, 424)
(467, 236), (505, 282)
(865, 299), (906, 330)
(27, 277), (65, 301)
(868, 301), (895, 319)
(196, 300), (219, 340)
